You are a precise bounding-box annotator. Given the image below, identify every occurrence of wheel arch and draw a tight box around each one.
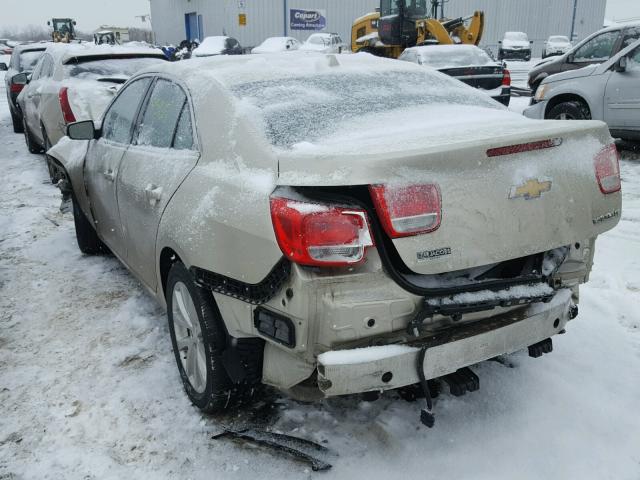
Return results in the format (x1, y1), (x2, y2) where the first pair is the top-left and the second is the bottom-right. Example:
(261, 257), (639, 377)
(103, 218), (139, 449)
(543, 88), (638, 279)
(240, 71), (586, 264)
(544, 93), (592, 119)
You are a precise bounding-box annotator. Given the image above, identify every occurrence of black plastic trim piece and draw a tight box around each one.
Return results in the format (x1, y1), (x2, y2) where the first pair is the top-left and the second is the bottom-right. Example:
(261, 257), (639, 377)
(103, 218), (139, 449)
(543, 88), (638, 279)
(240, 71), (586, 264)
(253, 307), (296, 348)
(191, 258), (291, 305)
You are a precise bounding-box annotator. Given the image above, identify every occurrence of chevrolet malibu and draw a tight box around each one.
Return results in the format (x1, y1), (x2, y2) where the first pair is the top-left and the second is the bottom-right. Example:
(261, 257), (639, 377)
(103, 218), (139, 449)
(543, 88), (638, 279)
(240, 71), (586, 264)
(49, 53), (621, 426)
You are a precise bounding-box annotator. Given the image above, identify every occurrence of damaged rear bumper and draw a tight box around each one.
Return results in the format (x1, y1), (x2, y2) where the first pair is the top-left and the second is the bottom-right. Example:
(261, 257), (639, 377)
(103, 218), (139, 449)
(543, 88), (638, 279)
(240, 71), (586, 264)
(316, 289), (573, 396)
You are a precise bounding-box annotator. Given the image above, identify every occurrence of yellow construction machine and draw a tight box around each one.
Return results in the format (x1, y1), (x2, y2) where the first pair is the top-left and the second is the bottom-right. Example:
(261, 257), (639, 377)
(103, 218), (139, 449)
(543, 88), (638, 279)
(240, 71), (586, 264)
(351, 0), (484, 58)
(48, 18), (77, 43)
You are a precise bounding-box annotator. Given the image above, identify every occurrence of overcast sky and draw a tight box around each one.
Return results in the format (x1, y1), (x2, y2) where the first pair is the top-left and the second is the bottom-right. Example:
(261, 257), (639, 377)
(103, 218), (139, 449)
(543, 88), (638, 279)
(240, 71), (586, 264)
(0, 0), (639, 31)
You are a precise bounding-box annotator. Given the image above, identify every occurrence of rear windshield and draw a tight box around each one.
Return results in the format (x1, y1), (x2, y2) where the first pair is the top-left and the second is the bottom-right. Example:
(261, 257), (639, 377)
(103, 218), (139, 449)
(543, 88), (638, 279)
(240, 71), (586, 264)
(63, 56), (166, 79)
(418, 47), (494, 68)
(231, 70), (499, 149)
(549, 36), (569, 43)
(18, 50), (45, 72)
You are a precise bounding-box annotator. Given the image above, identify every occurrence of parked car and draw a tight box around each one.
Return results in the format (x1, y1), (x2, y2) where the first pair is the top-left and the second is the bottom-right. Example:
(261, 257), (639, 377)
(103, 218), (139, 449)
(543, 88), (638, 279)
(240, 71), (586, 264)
(529, 22), (640, 93)
(192, 36), (243, 57)
(300, 33), (344, 53)
(543, 35), (572, 58)
(15, 43), (167, 179)
(3, 43), (47, 133)
(0, 40), (13, 55)
(524, 39), (640, 142)
(498, 31), (532, 61)
(49, 53), (620, 424)
(252, 36), (301, 54)
(399, 44), (511, 106)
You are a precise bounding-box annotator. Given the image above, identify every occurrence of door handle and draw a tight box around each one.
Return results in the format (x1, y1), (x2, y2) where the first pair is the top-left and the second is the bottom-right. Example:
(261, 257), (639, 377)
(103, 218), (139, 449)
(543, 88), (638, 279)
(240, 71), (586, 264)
(144, 184), (163, 206)
(103, 169), (116, 182)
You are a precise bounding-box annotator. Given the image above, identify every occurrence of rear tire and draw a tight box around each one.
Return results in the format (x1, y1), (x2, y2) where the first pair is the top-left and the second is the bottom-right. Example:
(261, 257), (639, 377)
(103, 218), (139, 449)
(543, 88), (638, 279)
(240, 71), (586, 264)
(166, 262), (261, 413)
(43, 131), (58, 184)
(546, 101), (590, 120)
(22, 117), (43, 154)
(11, 108), (24, 134)
(72, 196), (108, 254)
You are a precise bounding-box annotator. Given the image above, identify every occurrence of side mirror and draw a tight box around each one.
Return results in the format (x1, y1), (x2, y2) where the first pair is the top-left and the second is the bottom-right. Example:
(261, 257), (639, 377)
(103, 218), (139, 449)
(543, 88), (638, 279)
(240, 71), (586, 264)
(67, 120), (98, 140)
(0, 62), (7, 71)
(47, 21), (51, 26)
(530, 40), (534, 44)
(73, 21), (77, 25)
(12, 72), (29, 85)
(566, 53), (575, 63)
(498, 40), (502, 44)
(614, 56), (628, 73)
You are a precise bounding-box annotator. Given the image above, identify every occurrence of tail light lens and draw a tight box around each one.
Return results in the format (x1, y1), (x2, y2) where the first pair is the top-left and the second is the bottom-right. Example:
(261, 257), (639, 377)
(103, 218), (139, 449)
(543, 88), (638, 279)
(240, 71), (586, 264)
(58, 87), (76, 124)
(270, 196), (374, 267)
(10, 83), (24, 94)
(502, 69), (511, 87)
(594, 144), (621, 194)
(369, 184), (441, 238)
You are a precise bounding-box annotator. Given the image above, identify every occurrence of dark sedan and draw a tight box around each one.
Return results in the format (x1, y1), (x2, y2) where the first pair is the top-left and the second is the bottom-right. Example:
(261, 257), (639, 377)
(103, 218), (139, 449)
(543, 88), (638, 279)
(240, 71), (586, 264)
(399, 44), (511, 106)
(4, 43), (47, 133)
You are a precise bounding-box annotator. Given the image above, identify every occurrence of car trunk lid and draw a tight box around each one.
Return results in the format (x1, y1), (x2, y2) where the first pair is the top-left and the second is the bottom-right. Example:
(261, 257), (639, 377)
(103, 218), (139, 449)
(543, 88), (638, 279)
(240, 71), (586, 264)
(276, 116), (620, 275)
(439, 65), (504, 90)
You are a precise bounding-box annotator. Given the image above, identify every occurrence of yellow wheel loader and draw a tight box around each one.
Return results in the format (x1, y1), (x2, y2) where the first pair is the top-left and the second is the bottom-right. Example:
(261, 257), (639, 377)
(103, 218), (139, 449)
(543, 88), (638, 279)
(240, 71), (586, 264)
(48, 18), (77, 43)
(351, 0), (484, 58)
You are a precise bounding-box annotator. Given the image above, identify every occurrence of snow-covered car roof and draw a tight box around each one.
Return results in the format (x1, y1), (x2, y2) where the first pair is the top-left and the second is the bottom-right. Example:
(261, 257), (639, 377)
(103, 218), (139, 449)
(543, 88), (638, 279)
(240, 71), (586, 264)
(43, 42), (165, 64)
(134, 52), (506, 152)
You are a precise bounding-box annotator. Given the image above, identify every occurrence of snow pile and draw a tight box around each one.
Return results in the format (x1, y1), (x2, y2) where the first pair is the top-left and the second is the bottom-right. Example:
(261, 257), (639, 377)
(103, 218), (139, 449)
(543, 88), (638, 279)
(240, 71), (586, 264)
(192, 36), (229, 57)
(426, 283), (554, 306)
(252, 37), (299, 54)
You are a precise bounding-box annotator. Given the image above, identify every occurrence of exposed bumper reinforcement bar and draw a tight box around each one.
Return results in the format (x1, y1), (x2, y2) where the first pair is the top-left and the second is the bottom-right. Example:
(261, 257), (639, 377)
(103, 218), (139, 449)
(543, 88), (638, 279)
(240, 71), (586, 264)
(317, 289), (573, 397)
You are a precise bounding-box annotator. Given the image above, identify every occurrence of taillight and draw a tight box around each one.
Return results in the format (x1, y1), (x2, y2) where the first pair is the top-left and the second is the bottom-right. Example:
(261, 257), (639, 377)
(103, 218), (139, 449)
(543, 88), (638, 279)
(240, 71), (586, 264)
(269, 196), (374, 267)
(502, 69), (511, 87)
(10, 83), (24, 94)
(369, 184), (441, 238)
(58, 87), (76, 124)
(594, 144), (621, 194)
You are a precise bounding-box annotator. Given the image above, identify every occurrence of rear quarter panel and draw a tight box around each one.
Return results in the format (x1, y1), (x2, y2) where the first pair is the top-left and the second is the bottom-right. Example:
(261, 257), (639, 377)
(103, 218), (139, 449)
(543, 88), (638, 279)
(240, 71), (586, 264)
(156, 88), (283, 290)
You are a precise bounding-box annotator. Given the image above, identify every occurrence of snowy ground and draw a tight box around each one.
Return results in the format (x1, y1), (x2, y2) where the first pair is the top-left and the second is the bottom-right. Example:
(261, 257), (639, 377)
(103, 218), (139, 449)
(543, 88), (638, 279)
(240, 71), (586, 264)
(1, 70), (640, 479)
(504, 57), (542, 89)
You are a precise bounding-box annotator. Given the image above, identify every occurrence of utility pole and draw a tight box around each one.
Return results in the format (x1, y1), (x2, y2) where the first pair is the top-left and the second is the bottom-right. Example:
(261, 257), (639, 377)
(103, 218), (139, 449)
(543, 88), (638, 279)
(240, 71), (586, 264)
(283, 0), (288, 37)
(570, 0), (579, 41)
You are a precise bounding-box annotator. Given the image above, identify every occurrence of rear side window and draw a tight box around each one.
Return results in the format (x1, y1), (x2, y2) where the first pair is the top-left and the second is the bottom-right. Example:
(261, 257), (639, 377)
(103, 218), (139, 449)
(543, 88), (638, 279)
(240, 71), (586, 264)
(102, 77), (152, 144)
(173, 104), (194, 150)
(136, 79), (186, 148)
(18, 50), (44, 72)
(621, 27), (640, 49)
(573, 31), (619, 62)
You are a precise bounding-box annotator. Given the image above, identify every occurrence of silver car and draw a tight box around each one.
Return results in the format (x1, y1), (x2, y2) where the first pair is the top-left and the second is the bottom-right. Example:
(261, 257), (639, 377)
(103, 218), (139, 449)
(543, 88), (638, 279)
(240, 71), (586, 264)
(15, 43), (167, 177)
(524, 39), (640, 142)
(49, 53), (621, 426)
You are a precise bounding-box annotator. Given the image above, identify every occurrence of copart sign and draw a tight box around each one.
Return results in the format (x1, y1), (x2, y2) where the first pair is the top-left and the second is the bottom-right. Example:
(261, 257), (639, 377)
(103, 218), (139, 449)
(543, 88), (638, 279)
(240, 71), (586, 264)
(290, 8), (327, 30)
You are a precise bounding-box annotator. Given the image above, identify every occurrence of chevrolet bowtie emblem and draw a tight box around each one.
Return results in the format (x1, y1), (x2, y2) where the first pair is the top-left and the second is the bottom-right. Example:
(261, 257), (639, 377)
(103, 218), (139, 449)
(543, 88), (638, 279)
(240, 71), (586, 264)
(509, 179), (552, 200)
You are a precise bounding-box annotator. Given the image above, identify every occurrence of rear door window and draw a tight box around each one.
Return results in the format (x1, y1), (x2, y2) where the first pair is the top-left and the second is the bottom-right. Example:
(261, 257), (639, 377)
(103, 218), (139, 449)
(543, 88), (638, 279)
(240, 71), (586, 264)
(621, 27), (640, 49)
(136, 79), (186, 148)
(573, 30), (619, 62)
(102, 77), (152, 144)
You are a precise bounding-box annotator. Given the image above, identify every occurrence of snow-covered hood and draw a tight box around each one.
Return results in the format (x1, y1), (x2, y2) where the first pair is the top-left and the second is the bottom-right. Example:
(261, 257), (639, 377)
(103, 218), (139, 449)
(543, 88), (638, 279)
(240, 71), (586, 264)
(543, 64), (598, 84)
(300, 43), (331, 52)
(502, 39), (529, 49)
